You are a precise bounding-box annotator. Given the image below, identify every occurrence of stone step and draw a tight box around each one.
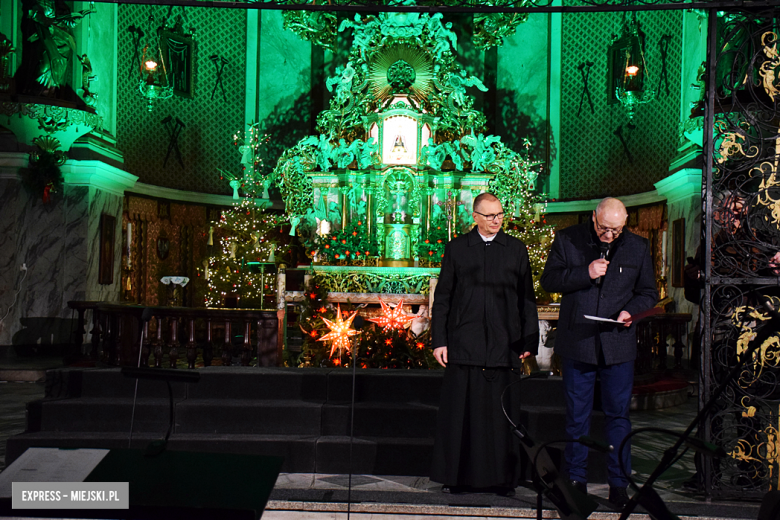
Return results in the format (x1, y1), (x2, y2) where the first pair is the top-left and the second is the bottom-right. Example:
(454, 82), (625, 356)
(47, 367), (569, 407)
(26, 396), (572, 440)
(5, 432), (433, 475)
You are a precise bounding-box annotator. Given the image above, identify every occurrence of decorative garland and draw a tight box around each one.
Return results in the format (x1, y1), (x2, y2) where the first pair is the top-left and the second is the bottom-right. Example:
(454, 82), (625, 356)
(311, 219), (380, 264)
(18, 136), (66, 203)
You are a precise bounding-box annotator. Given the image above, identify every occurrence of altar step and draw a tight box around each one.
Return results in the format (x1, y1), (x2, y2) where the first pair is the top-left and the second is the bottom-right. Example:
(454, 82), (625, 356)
(5, 431), (433, 475)
(6, 367), (609, 481)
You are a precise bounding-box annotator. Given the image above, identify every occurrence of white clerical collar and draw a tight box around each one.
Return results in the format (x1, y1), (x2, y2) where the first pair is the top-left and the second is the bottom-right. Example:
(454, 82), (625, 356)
(478, 231), (497, 242)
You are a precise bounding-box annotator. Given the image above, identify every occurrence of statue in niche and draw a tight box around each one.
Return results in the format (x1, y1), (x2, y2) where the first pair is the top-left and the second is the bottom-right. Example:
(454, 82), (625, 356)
(304, 195), (327, 234)
(431, 202), (444, 224)
(14, 0), (94, 103)
(356, 198), (367, 220)
(346, 183), (362, 209)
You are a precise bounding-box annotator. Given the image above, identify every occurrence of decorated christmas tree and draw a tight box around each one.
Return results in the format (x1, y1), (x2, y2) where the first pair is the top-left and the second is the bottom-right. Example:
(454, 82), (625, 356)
(219, 122), (272, 200)
(490, 140), (557, 303)
(206, 123), (292, 308)
(204, 198), (289, 308)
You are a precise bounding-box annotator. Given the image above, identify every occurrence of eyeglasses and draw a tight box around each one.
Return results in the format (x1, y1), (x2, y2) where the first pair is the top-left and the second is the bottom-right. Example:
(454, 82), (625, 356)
(474, 211), (504, 222)
(594, 215), (623, 236)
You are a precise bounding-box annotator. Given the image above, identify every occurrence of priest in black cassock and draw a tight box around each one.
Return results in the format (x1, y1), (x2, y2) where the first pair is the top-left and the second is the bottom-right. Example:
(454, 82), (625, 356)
(429, 192), (539, 496)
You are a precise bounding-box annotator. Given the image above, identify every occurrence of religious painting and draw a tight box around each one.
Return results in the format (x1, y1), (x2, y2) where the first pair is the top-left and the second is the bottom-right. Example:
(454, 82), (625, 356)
(671, 218), (685, 287)
(160, 30), (196, 98)
(382, 115), (418, 165)
(98, 214), (116, 285)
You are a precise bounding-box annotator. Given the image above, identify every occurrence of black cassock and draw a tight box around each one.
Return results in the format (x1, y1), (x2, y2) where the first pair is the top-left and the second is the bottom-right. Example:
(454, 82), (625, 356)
(430, 364), (524, 488)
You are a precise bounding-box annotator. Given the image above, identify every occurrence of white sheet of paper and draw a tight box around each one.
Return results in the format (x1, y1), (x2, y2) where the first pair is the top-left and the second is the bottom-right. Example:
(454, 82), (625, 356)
(0, 447), (109, 498)
(584, 314), (624, 324)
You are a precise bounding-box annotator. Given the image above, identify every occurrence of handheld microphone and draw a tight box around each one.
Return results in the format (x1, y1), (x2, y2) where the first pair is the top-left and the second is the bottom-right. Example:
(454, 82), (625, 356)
(595, 243), (610, 285)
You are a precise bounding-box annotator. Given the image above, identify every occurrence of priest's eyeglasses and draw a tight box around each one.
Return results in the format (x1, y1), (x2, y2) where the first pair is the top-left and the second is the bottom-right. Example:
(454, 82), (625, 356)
(474, 211), (504, 222)
(594, 215), (623, 236)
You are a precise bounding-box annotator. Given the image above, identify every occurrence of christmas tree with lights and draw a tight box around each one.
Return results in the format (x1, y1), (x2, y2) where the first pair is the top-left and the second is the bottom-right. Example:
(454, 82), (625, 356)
(219, 122), (272, 200)
(204, 199), (289, 308)
(488, 141), (557, 303)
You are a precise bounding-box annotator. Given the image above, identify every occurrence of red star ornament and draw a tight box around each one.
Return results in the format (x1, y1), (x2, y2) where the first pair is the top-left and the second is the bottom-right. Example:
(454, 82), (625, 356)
(318, 305), (360, 358)
(367, 298), (416, 333)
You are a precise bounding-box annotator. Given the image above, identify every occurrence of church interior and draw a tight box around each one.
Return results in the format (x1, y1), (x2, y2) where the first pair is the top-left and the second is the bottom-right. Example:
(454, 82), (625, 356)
(0, 0), (779, 518)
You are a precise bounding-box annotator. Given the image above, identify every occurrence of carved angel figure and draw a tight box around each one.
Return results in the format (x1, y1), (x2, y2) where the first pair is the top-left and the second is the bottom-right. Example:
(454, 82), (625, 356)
(302, 134), (335, 172)
(358, 137), (379, 169)
(462, 133), (501, 172)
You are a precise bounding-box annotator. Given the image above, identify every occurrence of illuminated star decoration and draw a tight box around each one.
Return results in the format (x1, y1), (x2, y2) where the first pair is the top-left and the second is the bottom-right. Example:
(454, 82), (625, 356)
(368, 298), (416, 333)
(319, 304), (360, 358)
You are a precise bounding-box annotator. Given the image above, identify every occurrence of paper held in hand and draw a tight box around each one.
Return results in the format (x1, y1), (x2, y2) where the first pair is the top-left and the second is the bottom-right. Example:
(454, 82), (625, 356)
(584, 315), (623, 324)
(584, 307), (663, 325)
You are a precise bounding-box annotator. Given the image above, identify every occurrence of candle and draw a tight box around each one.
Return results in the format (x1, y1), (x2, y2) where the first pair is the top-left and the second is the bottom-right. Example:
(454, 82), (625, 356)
(127, 222), (132, 268)
(661, 230), (667, 271)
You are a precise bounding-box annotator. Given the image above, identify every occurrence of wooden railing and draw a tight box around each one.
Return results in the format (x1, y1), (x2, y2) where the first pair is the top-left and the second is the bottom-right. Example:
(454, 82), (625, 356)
(68, 302), (281, 369)
(636, 313), (692, 375)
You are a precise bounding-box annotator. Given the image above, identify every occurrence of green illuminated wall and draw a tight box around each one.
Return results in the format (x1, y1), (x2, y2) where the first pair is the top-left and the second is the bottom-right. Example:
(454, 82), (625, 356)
(559, 10), (684, 200)
(108, 6), (689, 202)
(115, 5), (247, 194)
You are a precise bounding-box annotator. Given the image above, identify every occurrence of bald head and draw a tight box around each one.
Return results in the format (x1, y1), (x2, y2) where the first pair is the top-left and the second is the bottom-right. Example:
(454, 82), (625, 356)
(593, 198), (627, 243)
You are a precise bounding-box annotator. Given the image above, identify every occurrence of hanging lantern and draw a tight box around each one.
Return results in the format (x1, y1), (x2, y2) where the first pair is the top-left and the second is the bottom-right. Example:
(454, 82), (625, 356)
(138, 38), (173, 111)
(609, 13), (655, 121)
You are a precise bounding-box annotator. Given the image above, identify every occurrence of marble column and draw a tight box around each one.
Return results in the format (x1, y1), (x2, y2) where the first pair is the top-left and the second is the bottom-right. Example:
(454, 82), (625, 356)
(0, 154), (137, 347)
(655, 168), (702, 317)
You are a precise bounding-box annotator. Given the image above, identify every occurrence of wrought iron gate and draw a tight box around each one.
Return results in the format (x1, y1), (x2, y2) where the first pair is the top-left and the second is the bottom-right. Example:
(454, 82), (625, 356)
(703, 7), (780, 499)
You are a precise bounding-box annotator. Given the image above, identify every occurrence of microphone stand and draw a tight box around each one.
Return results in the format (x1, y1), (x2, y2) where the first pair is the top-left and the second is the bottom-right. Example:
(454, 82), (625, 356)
(525, 436), (601, 520)
(128, 307), (154, 448)
(501, 372), (599, 520)
(346, 315), (364, 520)
(619, 300), (780, 520)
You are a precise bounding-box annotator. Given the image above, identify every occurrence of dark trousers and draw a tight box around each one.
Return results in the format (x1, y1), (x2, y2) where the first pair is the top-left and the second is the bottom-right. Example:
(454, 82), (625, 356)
(562, 356), (633, 488)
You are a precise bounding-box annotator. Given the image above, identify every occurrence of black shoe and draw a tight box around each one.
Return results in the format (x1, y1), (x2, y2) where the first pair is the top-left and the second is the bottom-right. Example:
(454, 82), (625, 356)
(609, 486), (629, 508)
(570, 480), (587, 494)
(442, 485), (466, 494)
